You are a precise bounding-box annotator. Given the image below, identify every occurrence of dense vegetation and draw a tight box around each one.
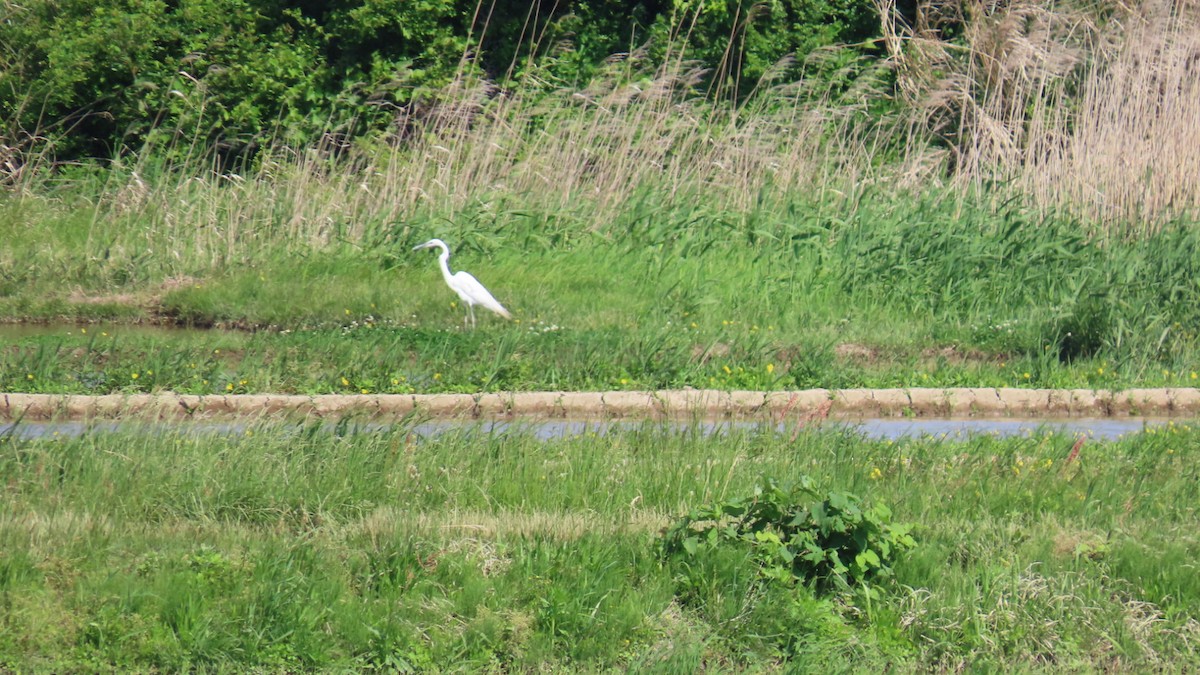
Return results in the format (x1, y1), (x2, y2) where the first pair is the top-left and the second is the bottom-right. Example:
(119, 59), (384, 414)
(0, 0), (882, 159)
(4, 2), (1200, 670)
(6, 195), (1200, 395)
(2, 421), (1199, 671)
(2, 2), (1198, 396)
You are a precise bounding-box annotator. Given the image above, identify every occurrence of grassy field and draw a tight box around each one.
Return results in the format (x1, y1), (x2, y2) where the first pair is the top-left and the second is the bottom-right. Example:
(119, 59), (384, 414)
(1, 420), (1198, 671)
(5, 191), (1200, 395)
(4, 3), (1200, 671)
(3, 4), (1199, 396)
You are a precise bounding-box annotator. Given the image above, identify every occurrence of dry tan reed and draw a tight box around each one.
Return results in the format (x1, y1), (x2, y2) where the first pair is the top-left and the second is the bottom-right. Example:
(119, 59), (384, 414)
(888, 0), (1200, 231)
(1023, 4), (1200, 233)
(95, 45), (876, 271)
(364, 52), (856, 223)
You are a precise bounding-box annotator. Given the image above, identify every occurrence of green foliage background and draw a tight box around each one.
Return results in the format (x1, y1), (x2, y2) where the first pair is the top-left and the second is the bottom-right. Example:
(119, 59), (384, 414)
(0, 0), (884, 158)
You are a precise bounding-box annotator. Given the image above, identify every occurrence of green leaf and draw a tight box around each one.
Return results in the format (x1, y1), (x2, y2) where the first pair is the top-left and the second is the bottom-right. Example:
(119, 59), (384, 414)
(682, 536), (699, 556)
(755, 530), (782, 545)
(855, 549), (881, 570)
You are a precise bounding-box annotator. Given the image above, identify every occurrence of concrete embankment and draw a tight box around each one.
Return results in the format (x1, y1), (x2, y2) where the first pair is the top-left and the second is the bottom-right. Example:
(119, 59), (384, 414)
(3, 388), (1199, 421)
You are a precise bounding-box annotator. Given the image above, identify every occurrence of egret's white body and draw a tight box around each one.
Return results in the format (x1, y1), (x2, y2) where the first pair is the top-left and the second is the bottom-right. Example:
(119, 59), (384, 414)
(413, 238), (512, 327)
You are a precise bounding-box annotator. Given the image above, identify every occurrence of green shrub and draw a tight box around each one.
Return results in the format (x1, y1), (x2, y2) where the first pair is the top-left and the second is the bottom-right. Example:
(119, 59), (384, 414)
(644, 0), (881, 94)
(659, 476), (915, 595)
(1, 0), (887, 162)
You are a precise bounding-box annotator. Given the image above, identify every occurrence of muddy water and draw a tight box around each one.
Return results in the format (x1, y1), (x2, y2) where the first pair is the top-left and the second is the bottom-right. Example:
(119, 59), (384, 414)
(0, 416), (1164, 442)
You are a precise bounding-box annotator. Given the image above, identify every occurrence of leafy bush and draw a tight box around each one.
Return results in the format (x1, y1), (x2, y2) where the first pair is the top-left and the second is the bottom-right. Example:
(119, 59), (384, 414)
(1, 0), (886, 162)
(644, 0), (881, 94)
(659, 476), (915, 595)
(0, 0), (334, 159)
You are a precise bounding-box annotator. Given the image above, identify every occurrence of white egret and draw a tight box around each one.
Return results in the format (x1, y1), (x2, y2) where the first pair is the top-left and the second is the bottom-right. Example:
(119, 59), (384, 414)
(412, 238), (512, 328)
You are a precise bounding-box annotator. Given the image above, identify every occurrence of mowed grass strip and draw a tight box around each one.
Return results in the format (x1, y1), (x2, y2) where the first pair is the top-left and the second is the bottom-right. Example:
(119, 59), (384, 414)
(1, 420), (1198, 671)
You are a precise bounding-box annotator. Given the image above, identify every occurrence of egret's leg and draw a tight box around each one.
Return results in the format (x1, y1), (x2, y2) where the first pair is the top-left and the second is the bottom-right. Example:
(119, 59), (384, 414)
(468, 304), (477, 329)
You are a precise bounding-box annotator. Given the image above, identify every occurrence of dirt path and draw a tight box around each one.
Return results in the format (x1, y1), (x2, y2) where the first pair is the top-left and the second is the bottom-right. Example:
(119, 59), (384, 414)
(3, 388), (1198, 421)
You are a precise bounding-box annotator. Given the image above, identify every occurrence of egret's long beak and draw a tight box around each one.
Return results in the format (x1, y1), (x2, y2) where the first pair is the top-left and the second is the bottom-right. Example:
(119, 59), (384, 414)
(412, 243), (431, 251)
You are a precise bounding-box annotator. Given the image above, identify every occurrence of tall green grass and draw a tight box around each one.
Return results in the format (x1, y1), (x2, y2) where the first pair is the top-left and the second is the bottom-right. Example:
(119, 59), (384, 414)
(5, 193), (1200, 394)
(1, 421), (1197, 670)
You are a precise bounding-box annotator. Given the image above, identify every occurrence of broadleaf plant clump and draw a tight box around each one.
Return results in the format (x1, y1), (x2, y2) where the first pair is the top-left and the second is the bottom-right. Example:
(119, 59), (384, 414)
(659, 476), (916, 597)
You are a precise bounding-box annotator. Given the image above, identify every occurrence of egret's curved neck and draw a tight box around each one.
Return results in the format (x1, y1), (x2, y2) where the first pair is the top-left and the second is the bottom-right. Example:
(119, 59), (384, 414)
(435, 244), (454, 283)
